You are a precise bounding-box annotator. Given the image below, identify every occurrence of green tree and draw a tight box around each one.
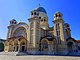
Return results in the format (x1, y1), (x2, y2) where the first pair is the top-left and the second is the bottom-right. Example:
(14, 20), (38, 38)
(0, 43), (4, 51)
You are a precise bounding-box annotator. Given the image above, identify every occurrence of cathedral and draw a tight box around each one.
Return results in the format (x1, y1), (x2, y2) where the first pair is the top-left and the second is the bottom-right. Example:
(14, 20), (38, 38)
(4, 5), (78, 55)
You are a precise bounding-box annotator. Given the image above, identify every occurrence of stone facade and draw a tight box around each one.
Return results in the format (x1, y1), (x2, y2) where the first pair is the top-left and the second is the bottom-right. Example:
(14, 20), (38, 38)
(4, 5), (78, 55)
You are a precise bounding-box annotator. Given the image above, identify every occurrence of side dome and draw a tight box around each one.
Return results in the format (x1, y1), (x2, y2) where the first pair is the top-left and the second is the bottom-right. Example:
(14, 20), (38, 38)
(35, 6), (47, 14)
(10, 19), (17, 25)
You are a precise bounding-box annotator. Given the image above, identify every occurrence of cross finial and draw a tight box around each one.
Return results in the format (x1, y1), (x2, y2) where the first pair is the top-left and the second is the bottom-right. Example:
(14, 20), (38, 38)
(38, 4), (40, 7)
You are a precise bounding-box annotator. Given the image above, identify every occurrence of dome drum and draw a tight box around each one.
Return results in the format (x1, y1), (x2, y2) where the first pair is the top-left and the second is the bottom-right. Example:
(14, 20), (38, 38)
(54, 12), (63, 20)
(10, 19), (17, 25)
(31, 10), (39, 17)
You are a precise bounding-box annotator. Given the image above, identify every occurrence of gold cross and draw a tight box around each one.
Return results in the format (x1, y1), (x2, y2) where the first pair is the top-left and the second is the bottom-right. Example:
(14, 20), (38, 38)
(38, 4), (40, 7)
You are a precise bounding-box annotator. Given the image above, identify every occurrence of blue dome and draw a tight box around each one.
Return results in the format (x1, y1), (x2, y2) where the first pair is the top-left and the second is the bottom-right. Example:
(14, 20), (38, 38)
(35, 7), (47, 14)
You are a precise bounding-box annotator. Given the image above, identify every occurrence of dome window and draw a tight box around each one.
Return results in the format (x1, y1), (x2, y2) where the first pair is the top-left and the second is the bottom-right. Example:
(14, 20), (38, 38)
(34, 12), (36, 15)
(58, 23), (59, 26)
(37, 13), (39, 16)
(67, 25), (69, 27)
(56, 14), (58, 17)
(12, 21), (14, 24)
(14, 22), (17, 24)
(10, 21), (11, 24)
(39, 17), (41, 19)
(44, 19), (46, 21)
(59, 14), (61, 17)
(10, 19), (17, 25)
(31, 12), (33, 15)
(41, 19), (43, 21)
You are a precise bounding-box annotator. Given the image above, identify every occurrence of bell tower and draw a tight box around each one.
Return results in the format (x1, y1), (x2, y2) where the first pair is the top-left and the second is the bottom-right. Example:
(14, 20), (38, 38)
(7, 19), (17, 38)
(53, 12), (67, 54)
(28, 10), (41, 52)
(31, 5), (49, 30)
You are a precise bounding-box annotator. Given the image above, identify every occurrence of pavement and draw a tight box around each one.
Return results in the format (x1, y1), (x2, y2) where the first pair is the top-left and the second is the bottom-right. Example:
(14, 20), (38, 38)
(0, 55), (80, 60)
(0, 52), (80, 60)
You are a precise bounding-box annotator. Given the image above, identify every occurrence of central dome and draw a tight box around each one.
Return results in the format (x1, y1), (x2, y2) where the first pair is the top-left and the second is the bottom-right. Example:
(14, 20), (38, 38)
(35, 6), (47, 14)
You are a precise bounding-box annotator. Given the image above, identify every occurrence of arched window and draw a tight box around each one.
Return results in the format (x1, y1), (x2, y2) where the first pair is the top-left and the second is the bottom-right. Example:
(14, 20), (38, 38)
(31, 12), (33, 15)
(37, 13), (39, 16)
(43, 44), (48, 49)
(41, 40), (48, 51)
(56, 24), (57, 28)
(22, 42), (25, 45)
(10, 21), (12, 24)
(65, 29), (69, 36)
(44, 19), (46, 21)
(34, 12), (36, 15)
(56, 23), (60, 30)
(12, 21), (14, 24)
(56, 14), (57, 17)
(58, 23), (59, 27)
(67, 25), (69, 27)
(39, 17), (41, 19)
(14, 22), (16, 24)
(57, 37), (61, 44)
(13, 27), (27, 38)
(59, 31), (60, 35)
(57, 31), (58, 36)
(59, 14), (61, 17)
(41, 19), (43, 21)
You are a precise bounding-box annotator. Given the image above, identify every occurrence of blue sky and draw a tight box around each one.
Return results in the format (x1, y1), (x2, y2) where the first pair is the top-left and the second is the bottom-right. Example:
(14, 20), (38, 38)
(0, 0), (80, 40)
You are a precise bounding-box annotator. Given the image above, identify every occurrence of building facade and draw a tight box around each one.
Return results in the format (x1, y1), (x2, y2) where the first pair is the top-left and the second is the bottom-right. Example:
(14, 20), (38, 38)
(4, 6), (78, 55)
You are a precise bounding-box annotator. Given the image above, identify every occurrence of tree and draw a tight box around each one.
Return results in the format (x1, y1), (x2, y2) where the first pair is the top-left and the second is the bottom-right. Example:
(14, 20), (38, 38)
(0, 43), (4, 51)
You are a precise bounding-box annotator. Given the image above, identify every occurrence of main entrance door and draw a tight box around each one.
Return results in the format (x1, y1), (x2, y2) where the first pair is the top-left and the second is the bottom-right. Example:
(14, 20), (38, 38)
(67, 42), (73, 53)
(17, 46), (18, 51)
(22, 46), (25, 51)
(20, 38), (27, 52)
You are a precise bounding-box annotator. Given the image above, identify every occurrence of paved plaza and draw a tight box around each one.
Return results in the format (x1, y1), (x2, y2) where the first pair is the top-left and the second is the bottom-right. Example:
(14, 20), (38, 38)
(0, 55), (80, 60)
(0, 52), (80, 60)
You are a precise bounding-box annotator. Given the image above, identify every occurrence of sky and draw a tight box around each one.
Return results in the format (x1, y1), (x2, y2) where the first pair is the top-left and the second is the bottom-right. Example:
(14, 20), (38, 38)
(0, 0), (80, 40)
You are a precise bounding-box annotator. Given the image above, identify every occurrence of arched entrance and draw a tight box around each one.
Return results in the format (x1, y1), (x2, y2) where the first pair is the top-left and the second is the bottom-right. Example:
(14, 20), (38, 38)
(41, 39), (49, 51)
(12, 26), (27, 52)
(66, 37), (77, 54)
(40, 37), (56, 54)
(14, 39), (19, 52)
(22, 44), (25, 51)
(20, 39), (27, 52)
(67, 42), (73, 53)
(67, 41), (77, 54)
(52, 39), (57, 54)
